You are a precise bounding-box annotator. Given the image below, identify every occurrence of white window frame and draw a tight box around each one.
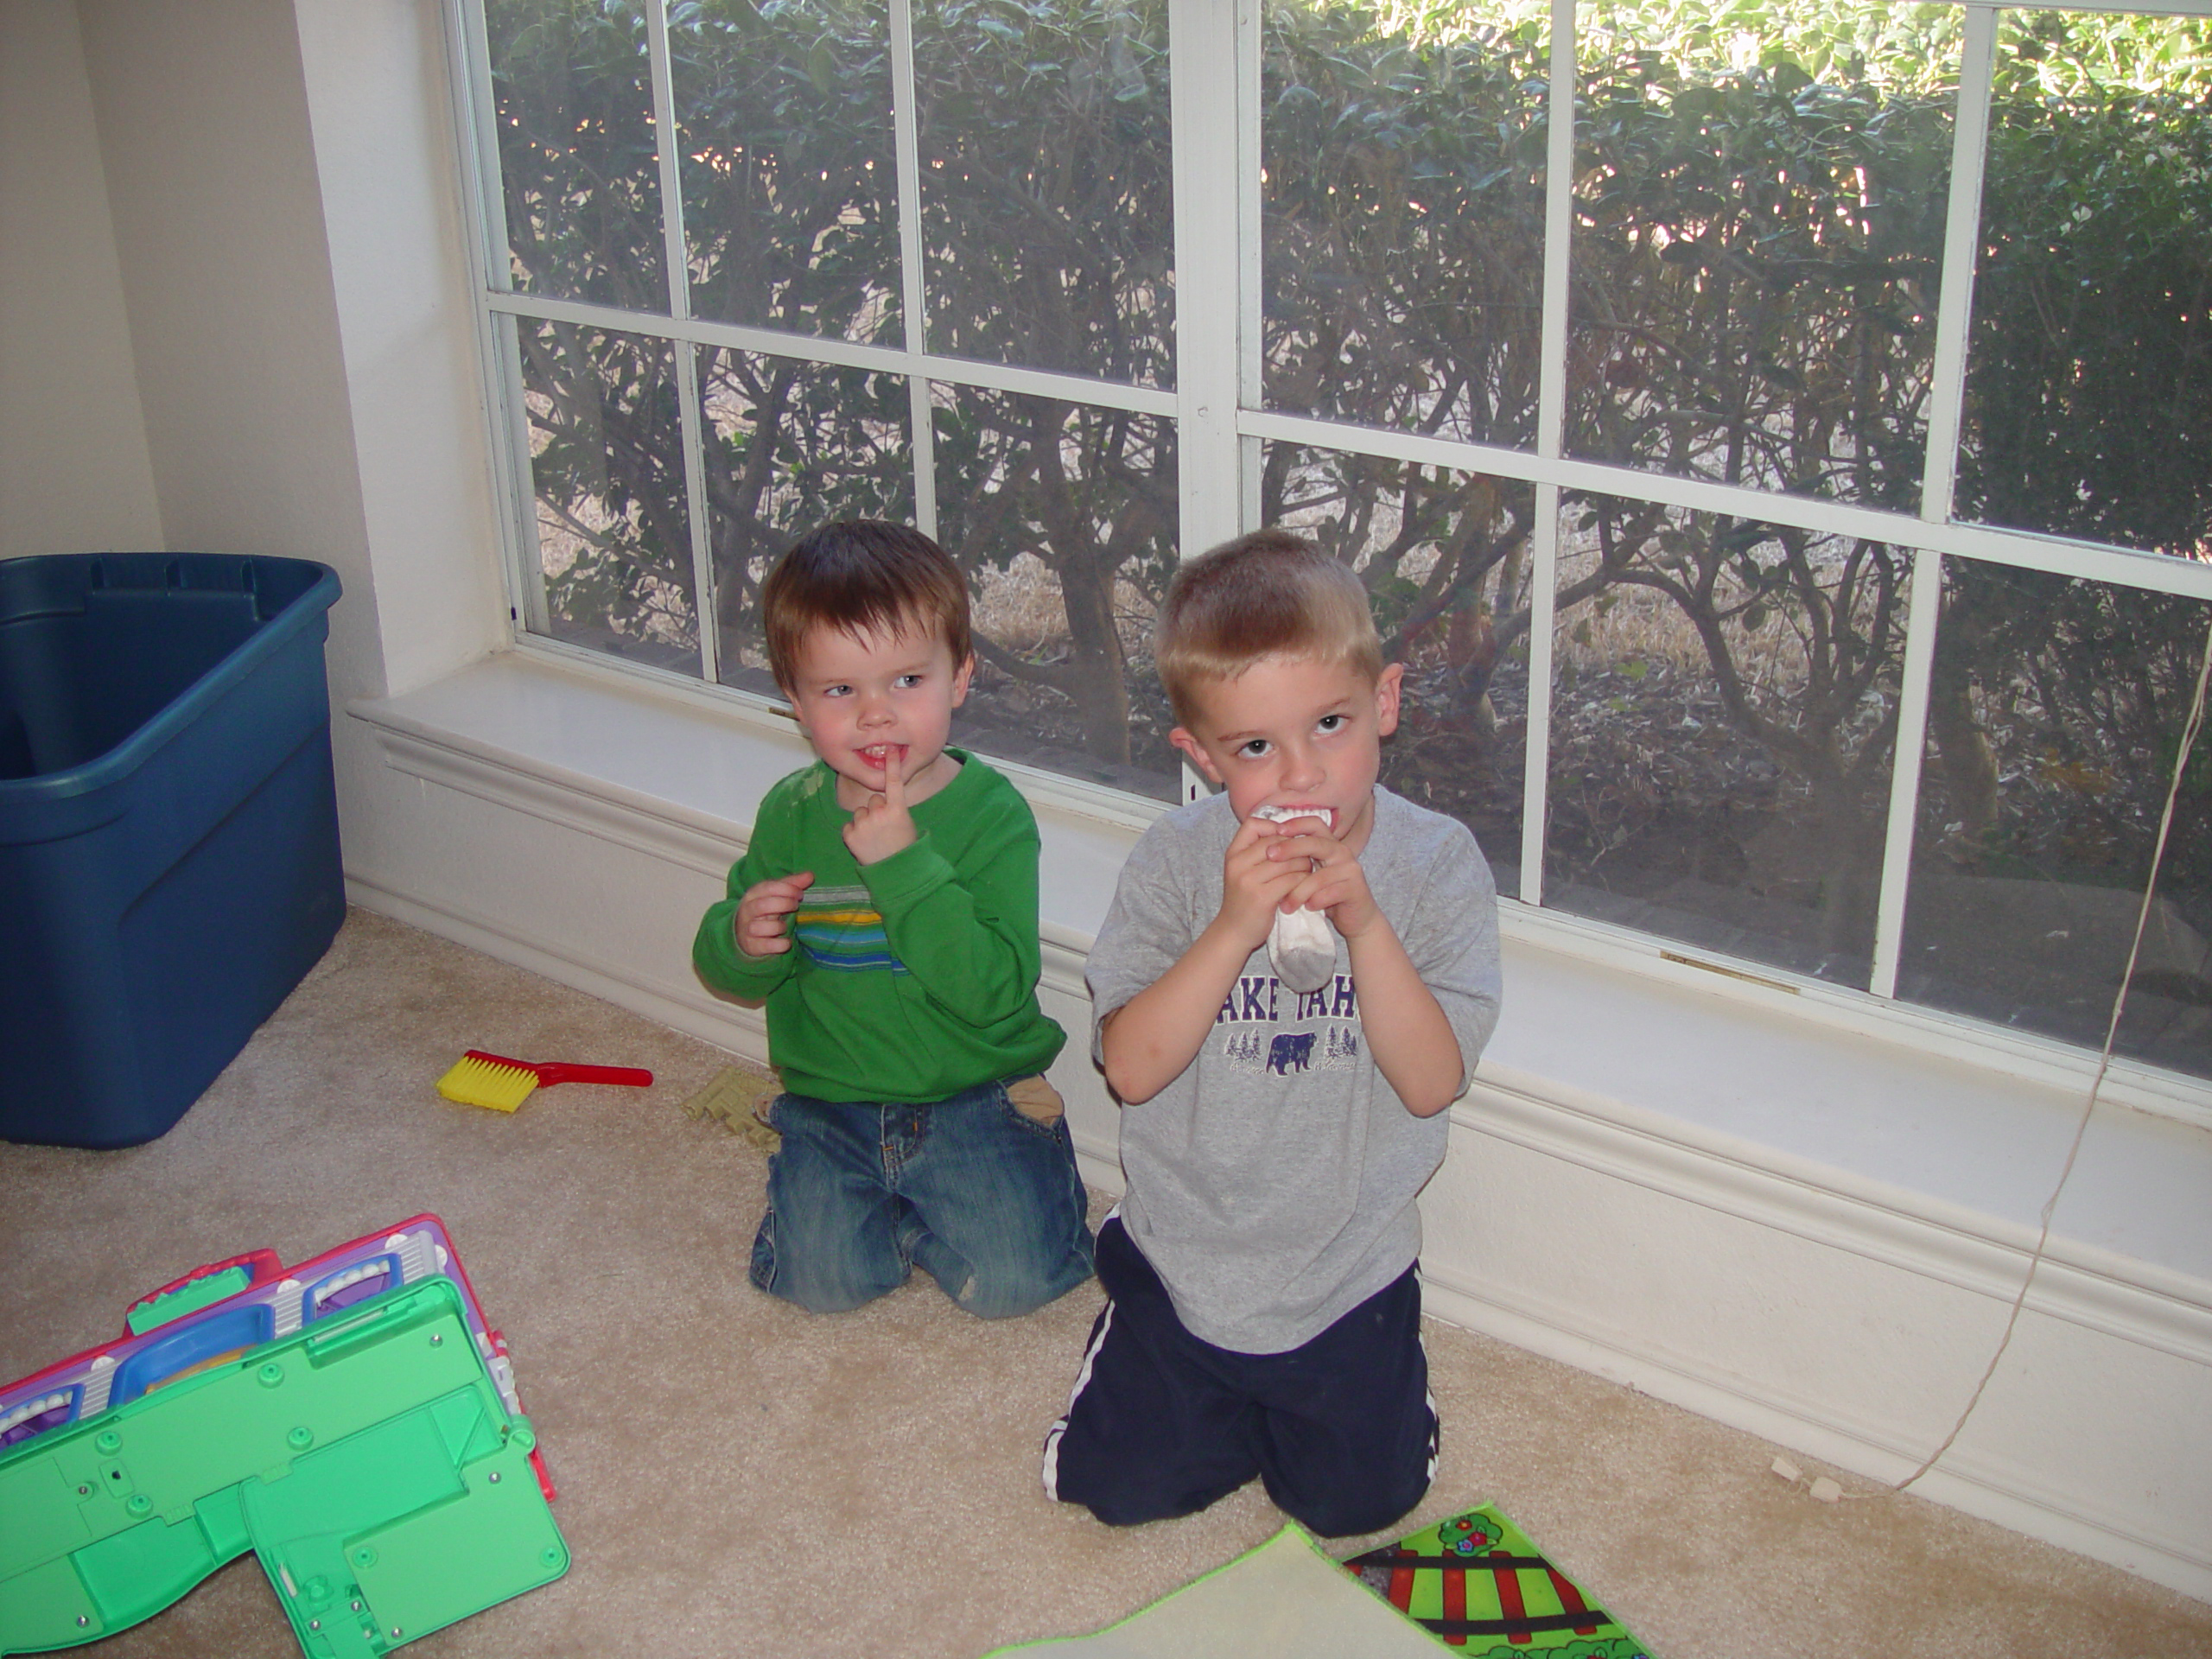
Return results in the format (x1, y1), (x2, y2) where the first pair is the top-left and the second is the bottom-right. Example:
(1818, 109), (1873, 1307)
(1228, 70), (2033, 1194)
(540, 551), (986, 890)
(442, 0), (2212, 1127)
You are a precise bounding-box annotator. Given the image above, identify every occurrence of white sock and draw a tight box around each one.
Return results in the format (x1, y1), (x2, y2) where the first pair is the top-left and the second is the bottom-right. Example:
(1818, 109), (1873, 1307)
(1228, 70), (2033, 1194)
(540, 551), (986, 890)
(1254, 806), (1338, 994)
(1268, 906), (1337, 994)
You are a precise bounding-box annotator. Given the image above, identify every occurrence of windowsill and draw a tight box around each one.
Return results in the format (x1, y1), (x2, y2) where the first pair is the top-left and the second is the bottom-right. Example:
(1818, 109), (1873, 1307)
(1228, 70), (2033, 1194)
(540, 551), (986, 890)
(348, 645), (2212, 1300)
(352, 640), (1146, 949)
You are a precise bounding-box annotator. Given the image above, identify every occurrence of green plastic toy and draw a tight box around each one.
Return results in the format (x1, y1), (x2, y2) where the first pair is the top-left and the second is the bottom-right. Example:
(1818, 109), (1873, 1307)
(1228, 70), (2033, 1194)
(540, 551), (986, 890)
(1344, 1504), (1649, 1656)
(0, 1274), (567, 1656)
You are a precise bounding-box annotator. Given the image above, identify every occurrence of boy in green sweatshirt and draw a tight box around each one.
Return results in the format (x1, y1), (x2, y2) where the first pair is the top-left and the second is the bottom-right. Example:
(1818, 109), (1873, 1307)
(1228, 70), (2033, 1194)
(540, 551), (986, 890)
(693, 521), (1093, 1318)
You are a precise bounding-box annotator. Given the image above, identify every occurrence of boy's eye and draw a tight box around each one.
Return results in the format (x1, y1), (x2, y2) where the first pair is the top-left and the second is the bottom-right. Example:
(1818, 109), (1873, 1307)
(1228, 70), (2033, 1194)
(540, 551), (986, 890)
(1236, 739), (1272, 759)
(895, 672), (925, 690)
(1316, 714), (1348, 734)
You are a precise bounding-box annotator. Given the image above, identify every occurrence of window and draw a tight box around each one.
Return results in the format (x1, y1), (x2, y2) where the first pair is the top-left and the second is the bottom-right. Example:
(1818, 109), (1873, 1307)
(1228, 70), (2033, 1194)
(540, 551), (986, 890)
(451, 0), (2212, 1084)
(470, 0), (1181, 796)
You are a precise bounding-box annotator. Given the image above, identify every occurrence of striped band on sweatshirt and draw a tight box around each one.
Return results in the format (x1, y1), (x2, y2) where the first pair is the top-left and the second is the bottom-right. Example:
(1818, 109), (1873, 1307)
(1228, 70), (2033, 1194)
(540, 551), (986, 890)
(792, 884), (908, 975)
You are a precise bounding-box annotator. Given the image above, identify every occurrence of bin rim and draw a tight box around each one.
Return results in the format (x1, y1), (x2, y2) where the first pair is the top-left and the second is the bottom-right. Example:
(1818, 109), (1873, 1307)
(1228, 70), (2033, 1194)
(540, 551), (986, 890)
(0, 556), (341, 805)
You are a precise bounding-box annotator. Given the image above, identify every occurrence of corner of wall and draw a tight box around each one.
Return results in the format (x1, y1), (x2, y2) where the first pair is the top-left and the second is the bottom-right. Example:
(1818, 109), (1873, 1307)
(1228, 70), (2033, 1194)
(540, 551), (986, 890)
(0, 0), (161, 559)
(76, 0), (388, 704)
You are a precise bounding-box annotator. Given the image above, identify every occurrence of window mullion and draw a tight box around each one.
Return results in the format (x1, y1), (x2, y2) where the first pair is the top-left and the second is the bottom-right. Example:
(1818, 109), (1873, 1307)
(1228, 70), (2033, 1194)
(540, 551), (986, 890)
(1870, 549), (1945, 998)
(1173, 0), (1243, 556)
(643, 1), (692, 321)
(447, 0), (537, 638)
(644, 0), (719, 682)
(1868, 8), (1999, 995)
(1535, 0), (1576, 466)
(888, 0), (938, 537)
(496, 313), (551, 636)
(1520, 484), (1563, 906)
(1921, 5), (1998, 529)
(671, 344), (717, 682)
(1235, 0), (1264, 533)
(1166, 0), (1247, 806)
(1521, 0), (1580, 909)
(448, 0), (513, 292)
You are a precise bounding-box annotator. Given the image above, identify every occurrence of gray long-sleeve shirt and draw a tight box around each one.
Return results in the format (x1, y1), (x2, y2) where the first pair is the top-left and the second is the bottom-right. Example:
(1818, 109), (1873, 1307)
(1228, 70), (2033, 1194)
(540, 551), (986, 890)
(1086, 786), (1503, 1353)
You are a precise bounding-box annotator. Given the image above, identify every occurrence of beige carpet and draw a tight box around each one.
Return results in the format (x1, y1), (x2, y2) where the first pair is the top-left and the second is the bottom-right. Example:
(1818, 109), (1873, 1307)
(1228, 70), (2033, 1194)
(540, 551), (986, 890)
(3, 908), (2209, 1659)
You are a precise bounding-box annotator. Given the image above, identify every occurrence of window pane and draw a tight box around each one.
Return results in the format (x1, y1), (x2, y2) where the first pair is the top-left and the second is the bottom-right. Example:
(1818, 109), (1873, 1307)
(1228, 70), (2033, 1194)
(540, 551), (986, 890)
(1546, 492), (1908, 984)
(912, 0), (1174, 386)
(1956, 10), (2212, 556)
(931, 386), (1179, 799)
(703, 353), (916, 696)
(1901, 565), (2212, 1077)
(1567, 2), (1959, 510)
(516, 321), (697, 671)
(1264, 442), (1533, 896)
(488, 0), (667, 311)
(670, 2), (901, 342)
(1262, 2), (1548, 448)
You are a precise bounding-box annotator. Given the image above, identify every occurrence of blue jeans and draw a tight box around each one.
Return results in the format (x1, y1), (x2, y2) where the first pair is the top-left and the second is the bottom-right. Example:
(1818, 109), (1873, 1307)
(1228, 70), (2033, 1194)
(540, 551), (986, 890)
(749, 1080), (1094, 1319)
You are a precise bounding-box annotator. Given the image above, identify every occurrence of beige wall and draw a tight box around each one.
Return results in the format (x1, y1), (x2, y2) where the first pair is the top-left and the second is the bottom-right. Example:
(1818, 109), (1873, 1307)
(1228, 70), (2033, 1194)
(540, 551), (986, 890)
(75, 0), (386, 698)
(0, 0), (159, 559)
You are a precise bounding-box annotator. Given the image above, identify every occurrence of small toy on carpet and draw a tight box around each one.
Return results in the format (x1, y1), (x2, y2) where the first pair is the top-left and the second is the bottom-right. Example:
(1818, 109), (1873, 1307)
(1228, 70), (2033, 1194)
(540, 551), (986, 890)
(0, 1216), (567, 1656)
(1344, 1504), (1650, 1656)
(436, 1048), (652, 1111)
(679, 1064), (782, 1153)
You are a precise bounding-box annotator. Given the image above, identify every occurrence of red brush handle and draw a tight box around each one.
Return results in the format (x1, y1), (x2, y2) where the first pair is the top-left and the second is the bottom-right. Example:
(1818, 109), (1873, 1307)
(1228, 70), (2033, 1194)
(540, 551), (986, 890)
(530, 1061), (653, 1089)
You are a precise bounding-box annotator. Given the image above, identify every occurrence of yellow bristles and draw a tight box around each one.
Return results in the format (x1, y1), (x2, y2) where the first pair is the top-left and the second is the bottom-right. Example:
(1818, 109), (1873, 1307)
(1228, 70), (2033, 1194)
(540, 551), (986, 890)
(436, 1052), (539, 1113)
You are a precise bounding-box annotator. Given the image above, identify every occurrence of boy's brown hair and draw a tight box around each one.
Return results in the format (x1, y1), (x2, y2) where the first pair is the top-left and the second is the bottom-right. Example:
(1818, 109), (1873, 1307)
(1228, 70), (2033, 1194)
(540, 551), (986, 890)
(1154, 528), (1384, 726)
(760, 520), (972, 690)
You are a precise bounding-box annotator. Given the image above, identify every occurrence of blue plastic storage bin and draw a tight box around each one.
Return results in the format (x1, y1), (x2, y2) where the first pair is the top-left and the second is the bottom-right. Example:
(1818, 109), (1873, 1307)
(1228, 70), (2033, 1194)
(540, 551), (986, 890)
(0, 553), (345, 1147)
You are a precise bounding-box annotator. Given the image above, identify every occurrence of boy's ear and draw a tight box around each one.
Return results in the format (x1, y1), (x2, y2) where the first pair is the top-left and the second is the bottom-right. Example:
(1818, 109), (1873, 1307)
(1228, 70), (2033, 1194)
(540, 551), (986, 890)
(1168, 727), (1224, 785)
(950, 652), (976, 708)
(1373, 661), (1405, 738)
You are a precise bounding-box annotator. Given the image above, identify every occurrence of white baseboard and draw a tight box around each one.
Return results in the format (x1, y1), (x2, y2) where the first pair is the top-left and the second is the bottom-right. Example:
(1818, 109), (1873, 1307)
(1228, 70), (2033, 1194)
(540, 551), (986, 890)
(1417, 1268), (2212, 1603)
(1464, 1072), (2212, 1368)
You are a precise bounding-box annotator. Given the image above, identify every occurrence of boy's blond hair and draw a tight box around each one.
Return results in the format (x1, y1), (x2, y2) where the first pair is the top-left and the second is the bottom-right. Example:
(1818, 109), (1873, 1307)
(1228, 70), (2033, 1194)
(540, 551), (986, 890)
(760, 520), (971, 691)
(1154, 529), (1384, 727)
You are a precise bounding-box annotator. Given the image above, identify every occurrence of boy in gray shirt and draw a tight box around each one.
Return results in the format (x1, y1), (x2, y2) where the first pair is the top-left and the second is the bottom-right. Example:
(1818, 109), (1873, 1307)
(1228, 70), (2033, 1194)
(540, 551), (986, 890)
(1044, 530), (1502, 1537)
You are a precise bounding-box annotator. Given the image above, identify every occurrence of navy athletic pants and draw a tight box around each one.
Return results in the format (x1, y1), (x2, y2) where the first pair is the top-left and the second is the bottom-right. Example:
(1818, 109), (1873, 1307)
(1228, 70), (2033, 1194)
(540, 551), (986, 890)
(1044, 1214), (1437, 1538)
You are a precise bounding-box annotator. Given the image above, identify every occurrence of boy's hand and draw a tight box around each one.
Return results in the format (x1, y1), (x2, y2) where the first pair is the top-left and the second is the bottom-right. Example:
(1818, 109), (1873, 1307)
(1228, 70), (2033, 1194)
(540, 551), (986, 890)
(736, 870), (815, 957)
(1217, 815), (1305, 950)
(1268, 819), (1463, 1115)
(1268, 818), (1382, 939)
(842, 748), (917, 865)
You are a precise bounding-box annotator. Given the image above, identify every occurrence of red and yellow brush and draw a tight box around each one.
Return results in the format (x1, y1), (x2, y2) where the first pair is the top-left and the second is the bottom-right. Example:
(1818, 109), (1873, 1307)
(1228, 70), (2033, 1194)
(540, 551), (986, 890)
(436, 1050), (653, 1113)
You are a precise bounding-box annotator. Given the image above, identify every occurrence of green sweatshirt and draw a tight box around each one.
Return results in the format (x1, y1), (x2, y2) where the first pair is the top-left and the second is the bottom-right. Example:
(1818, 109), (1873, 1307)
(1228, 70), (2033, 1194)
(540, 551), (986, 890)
(692, 751), (1065, 1103)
